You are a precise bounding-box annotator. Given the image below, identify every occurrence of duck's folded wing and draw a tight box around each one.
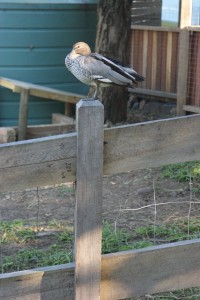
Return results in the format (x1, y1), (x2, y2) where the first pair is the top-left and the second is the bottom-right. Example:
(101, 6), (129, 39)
(83, 56), (133, 86)
(91, 53), (144, 83)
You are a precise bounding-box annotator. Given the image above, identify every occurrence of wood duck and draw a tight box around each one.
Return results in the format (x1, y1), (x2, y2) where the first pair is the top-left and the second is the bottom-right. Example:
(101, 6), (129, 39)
(65, 41), (144, 98)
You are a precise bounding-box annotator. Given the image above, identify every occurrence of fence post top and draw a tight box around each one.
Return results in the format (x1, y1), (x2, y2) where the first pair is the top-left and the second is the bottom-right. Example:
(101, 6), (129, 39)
(77, 98), (104, 108)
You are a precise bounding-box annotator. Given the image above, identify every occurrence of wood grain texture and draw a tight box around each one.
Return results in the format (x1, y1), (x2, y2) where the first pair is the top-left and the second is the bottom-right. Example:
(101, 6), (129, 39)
(0, 133), (76, 192)
(104, 114), (200, 175)
(18, 88), (29, 141)
(65, 102), (74, 117)
(183, 105), (200, 114)
(0, 77), (84, 104)
(1, 239), (200, 300)
(177, 0), (192, 114)
(25, 124), (75, 139)
(0, 127), (16, 143)
(171, 32), (179, 93)
(100, 238), (200, 299)
(129, 87), (177, 99)
(75, 99), (104, 300)
(166, 32), (173, 92)
(151, 31), (157, 89)
(187, 32), (200, 107)
(1, 114), (200, 192)
(0, 263), (75, 300)
(176, 29), (190, 115)
(142, 30), (148, 88)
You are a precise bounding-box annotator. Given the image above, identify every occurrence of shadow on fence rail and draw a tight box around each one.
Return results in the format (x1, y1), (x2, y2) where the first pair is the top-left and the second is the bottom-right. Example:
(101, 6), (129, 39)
(1, 98), (200, 299)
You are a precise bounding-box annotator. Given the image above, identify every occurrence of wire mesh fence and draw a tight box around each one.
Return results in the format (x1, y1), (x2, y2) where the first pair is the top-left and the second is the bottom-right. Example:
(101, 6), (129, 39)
(130, 28), (179, 93)
(187, 30), (200, 107)
(1, 163), (200, 275)
(131, 0), (200, 114)
(131, 0), (180, 27)
(1, 2), (200, 299)
(0, 183), (76, 273)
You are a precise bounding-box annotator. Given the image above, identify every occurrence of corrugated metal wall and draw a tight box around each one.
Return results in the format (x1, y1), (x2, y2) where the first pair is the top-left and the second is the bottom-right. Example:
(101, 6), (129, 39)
(0, 1), (97, 126)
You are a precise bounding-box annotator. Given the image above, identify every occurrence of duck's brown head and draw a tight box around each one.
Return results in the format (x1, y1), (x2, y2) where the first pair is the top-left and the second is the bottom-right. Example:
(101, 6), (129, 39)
(72, 42), (91, 55)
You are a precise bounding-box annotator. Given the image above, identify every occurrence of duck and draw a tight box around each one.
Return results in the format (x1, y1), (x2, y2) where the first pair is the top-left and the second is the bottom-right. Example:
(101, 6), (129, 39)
(65, 41), (144, 98)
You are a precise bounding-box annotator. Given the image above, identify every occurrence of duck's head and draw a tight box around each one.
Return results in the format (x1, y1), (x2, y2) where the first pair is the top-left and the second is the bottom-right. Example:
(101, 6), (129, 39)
(72, 42), (91, 56)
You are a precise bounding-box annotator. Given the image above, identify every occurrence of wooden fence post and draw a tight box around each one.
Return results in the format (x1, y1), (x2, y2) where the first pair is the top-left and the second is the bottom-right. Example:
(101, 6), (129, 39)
(65, 103), (74, 117)
(18, 88), (29, 140)
(177, 0), (192, 115)
(75, 98), (104, 300)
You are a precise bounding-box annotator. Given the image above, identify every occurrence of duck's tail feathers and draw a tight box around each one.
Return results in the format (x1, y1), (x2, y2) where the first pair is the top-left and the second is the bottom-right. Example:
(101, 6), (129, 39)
(123, 67), (145, 82)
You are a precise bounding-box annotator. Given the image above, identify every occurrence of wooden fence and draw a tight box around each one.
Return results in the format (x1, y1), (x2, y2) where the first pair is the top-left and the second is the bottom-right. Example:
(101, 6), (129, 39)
(1, 98), (200, 299)
(0, 77), (83, 141)
(130, 26), (179, 93)
(130, 0), (200, 115)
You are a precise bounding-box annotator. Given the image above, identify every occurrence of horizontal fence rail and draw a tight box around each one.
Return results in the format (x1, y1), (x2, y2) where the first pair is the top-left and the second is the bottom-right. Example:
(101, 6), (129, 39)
(1, 239), (200, 300)
(0, 77), (84, 140)
(1, 114), (200, 193)
(0, 77), (83, 104)
(1, 99), (200, 299)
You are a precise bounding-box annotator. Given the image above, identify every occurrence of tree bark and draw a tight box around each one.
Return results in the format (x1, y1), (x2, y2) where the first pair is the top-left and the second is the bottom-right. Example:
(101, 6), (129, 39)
(93, 0), (132, 124)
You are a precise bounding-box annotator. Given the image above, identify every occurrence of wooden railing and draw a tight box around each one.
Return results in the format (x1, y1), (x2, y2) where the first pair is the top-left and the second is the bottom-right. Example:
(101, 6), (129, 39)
(130, 1), (200, 115)
(1, 99), (200, 299)
(130, 25), (179, 95)
(0, 77), (84, 141)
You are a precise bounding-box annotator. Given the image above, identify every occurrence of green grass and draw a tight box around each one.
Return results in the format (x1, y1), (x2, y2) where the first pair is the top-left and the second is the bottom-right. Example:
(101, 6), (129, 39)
(1, 246), (73, 273)
(1, 218), (200, 299)
(161, 161), (200, 182)
(1, 218), (200, 273)
(57, 185), (74, 196)
(0, 219), (74, 273)
(0, 220), (36, 244)
(135, 219), (200, 243)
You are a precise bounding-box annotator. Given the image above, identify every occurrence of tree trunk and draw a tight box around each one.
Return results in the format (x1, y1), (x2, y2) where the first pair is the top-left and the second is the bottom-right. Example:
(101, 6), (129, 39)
(93, 0), (132, 124)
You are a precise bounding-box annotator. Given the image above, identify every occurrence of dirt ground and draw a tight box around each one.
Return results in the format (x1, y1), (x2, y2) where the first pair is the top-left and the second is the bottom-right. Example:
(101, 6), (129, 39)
(1, 105), (200, 285)
(1, 167), (200, 241)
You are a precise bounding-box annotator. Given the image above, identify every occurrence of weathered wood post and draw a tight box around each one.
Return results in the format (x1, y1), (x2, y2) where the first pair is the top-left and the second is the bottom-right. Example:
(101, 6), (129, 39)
(18, 88), (29, 140)
(75, 98), (104, 300)
(177, 0), (192, 115)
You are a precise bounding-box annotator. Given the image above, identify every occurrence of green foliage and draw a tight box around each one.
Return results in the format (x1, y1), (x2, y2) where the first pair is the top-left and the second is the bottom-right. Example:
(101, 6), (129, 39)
(1, 219), (200, 273)
(161, 161), (200, 182)
(57, 186), (73, 196)
(193, 163), (200, 176)
(102, 221), (131, 254)
(135, 219), (200, 242)
(58, 230), (73, 243)
(0, 220), (35, 244)
(1, 246), (73, 273)
(102, 221), (154, 253)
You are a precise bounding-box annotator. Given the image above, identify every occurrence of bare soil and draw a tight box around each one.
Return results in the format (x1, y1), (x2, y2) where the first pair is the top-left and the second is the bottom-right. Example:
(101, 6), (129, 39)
(1, 106), (200, 275)
(1, 168), (200, 251)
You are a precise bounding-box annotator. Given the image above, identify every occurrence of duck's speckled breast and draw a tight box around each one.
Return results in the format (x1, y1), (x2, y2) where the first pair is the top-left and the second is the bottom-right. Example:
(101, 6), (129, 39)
(65, 55), (95, 86)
